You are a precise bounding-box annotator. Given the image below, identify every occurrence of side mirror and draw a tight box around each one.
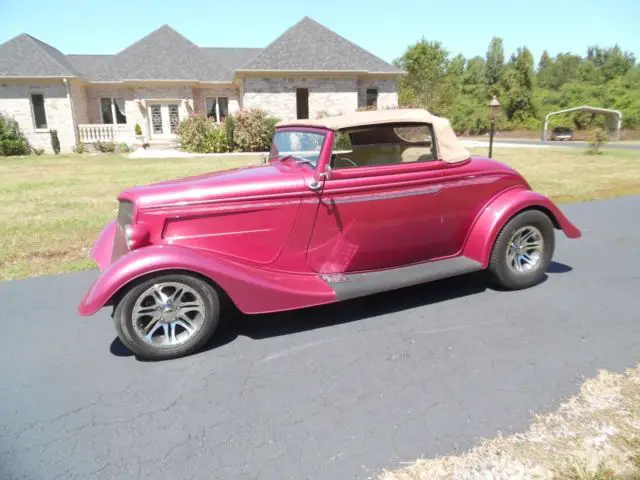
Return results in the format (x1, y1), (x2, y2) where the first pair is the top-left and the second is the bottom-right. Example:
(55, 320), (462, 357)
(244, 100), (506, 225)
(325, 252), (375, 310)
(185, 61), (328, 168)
(308, 164), (331, 191)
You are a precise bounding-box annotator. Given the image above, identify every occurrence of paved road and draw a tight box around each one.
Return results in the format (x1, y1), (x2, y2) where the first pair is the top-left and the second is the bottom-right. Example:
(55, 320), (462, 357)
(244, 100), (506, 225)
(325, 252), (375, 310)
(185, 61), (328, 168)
(1, 196), (640, 480)
(480, 137), (640, 150)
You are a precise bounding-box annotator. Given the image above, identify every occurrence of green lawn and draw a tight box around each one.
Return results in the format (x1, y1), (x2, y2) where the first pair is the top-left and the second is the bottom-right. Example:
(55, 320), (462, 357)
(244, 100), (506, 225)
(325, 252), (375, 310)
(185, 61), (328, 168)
(1, 147), (639, 281)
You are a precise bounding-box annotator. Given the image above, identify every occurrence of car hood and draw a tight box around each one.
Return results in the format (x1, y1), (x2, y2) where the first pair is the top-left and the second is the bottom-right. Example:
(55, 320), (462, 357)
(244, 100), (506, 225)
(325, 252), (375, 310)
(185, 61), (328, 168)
(119, 161), (307, 209)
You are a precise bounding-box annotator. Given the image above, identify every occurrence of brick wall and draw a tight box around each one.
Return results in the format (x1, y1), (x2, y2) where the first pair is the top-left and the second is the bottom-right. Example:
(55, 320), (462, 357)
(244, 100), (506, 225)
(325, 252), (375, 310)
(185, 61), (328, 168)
(357, 79), (398, 109)
(0, 80), (76, 153)
(192, 86), (240, 118)
(69, 80), (88, 124)
(242, 77), (359, 120)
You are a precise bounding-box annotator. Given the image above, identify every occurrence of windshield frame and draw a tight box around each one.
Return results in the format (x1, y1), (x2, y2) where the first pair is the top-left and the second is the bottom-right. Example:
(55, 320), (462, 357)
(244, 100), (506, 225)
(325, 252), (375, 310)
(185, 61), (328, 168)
(269, 127), (331, 169)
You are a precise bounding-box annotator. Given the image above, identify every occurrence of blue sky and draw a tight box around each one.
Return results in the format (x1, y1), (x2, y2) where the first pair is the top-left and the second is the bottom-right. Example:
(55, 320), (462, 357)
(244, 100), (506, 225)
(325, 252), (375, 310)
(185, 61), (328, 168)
(1, 0), (638, 65)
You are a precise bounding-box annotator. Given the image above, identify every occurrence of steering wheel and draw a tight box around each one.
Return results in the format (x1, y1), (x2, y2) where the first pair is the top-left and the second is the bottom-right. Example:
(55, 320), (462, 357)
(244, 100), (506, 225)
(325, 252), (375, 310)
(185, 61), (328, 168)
(336, 156), (358, 168)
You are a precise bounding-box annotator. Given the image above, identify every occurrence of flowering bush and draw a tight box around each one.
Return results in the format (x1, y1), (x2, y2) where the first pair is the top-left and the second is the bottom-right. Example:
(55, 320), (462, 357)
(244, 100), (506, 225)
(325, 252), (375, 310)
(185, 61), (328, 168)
(177, 114), (229, 153)
(232, 108), (280, 152)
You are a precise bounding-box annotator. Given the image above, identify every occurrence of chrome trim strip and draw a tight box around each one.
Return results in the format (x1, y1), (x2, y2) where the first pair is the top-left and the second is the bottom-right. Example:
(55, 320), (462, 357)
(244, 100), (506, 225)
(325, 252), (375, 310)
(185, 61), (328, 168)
(146, 196), (308, 211)
(325, 185), (442, 204)
(323, 257), (483, 301)
(165, 228), (272, 242)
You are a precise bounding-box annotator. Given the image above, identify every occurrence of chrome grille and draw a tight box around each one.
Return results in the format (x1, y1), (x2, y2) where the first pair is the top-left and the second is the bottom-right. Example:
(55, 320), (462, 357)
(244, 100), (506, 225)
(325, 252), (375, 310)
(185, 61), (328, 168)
(117, 200), (133, 226)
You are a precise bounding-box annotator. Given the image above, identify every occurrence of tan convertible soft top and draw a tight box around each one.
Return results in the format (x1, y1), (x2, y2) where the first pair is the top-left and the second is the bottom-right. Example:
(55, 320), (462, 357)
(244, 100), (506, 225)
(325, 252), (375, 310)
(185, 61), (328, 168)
(276, 108), (470, 163)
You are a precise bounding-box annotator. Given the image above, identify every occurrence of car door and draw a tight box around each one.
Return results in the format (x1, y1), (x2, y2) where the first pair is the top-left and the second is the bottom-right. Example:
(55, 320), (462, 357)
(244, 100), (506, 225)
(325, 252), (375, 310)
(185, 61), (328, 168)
(306, 123), (448, 274)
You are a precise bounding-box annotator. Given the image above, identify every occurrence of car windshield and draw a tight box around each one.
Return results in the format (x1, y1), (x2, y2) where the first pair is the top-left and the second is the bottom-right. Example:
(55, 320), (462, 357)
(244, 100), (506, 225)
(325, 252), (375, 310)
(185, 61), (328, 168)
(269, 130), (326, 167)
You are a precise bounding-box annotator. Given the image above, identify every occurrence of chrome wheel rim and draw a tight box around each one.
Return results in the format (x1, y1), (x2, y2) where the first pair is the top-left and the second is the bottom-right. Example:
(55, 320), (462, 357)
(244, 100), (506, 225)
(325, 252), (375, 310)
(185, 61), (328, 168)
(507, 226), (544, 273)
(131, 282), (206, 348)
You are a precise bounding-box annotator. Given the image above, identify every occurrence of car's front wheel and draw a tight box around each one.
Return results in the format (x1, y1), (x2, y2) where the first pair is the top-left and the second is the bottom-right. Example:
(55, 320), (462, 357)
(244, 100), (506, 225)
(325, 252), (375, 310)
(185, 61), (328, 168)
(488, 209), (555, 290)
(113, 273), (220, 360)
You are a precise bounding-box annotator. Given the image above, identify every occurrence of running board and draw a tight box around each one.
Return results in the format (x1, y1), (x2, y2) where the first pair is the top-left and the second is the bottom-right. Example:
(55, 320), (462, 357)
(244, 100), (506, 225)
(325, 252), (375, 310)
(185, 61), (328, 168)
(321, 257), (484, 301)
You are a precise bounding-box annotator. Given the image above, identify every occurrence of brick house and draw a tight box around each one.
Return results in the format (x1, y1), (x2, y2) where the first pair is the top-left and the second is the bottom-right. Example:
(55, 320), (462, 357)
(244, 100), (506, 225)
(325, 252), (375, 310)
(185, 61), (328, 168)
(0, 17), (403, 153)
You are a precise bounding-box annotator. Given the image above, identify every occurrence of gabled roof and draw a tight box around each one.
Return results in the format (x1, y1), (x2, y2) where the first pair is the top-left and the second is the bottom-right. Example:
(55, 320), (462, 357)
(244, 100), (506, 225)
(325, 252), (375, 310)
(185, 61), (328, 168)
(66, 55), (113, 81)
(0, 18), (403, 81)
(239, 17), (401, 73)
(204, 48), (263, 70)
(92, 25), (234, 82)
(0, 34), (81, 77)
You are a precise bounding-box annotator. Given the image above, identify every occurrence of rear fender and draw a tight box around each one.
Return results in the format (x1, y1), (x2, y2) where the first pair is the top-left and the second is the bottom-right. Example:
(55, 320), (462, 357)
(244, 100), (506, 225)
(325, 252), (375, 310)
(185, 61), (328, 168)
(77, 245), (336, 316)
(462, 187), (581, 267)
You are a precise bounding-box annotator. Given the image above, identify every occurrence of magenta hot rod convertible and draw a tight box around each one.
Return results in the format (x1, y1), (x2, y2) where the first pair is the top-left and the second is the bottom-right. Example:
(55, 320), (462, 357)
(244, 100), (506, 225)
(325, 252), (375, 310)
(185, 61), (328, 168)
(78, 109), (581, 360)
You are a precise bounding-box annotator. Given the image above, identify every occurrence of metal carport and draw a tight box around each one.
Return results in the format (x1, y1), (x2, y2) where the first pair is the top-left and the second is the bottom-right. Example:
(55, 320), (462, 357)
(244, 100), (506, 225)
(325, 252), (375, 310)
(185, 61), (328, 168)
(541, 106), (623, 142)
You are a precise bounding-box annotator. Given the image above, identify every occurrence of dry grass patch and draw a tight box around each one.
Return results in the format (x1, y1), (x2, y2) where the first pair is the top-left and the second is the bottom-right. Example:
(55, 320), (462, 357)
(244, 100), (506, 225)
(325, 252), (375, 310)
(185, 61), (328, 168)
(0, 153), (262, 280)
(377, 364), (640, 480)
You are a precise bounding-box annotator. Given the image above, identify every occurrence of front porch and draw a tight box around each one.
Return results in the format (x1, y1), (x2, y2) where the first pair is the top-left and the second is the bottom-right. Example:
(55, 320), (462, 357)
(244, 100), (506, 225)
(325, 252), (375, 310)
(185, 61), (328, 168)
(70, 83), (241, 151)
(77, 124), (133, 144)
(77, 97), (187, 147)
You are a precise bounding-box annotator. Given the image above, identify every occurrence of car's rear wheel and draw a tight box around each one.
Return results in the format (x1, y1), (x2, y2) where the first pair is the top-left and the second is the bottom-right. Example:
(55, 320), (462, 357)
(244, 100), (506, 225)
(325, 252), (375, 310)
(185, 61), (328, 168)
(488, 209), (555, 290)
(113, 273), (220, 360)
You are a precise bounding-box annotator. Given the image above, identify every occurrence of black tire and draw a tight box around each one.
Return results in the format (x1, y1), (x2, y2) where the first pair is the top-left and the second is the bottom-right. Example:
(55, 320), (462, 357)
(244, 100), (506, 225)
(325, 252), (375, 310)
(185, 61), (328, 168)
(488, 209), (555, 290)
(113, 273), (220, 360)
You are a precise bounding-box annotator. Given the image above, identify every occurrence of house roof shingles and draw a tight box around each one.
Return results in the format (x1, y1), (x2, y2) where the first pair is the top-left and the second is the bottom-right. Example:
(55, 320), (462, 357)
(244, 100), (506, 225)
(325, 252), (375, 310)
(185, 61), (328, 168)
(83, 25), (234, 82)
(204, 48), (263, 70)
(0, 34), (80, 77)
(65, 55), (113, 81)
(240, 17), (401, 73)
(0, 18), (401, 81)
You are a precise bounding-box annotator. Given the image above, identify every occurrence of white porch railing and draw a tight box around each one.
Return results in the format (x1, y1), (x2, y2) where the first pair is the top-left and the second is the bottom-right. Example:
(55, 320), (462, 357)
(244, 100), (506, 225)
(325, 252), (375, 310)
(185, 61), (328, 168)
(78, 124), (132, 143)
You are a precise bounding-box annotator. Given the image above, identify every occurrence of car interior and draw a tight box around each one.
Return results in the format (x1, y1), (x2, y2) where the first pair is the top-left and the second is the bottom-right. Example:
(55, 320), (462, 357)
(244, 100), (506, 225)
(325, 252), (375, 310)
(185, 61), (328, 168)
(331, 123), (438, 169)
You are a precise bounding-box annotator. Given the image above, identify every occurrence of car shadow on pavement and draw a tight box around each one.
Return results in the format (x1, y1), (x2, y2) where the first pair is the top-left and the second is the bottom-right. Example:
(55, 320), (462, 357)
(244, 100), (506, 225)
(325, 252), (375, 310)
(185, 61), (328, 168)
(547, 261), (573, 274)
(110, 261), (573, 360)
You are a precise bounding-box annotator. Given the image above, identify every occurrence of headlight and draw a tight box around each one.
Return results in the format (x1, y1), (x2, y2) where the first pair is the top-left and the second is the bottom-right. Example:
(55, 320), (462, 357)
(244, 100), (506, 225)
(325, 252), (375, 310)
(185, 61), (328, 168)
(123, 223), (149, 250)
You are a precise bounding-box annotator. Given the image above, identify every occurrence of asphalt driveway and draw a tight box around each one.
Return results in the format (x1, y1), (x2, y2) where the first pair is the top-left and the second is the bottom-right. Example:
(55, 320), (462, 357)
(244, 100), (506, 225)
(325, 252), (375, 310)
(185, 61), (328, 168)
(489, 138), (640, 150)
(1, 196), (639, 480)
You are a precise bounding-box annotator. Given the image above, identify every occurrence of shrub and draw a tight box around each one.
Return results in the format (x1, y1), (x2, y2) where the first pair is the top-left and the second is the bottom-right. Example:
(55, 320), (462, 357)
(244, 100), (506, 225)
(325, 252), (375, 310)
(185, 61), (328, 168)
(0, 139), (30, 156)
(233, 108), (280, 152)
(93, 141), (116, 153)
(264, 116), (279, 147)
(50, 130), (60, 154)
(587, 127), (608, 155)
(224, 115), (235, 151)
(118, 142), (131, 153)
(177, 114), (229, 153)
(32, 147), (45, 156)
(0, 112), (31, 156)
(134, 123), (142, 136)
(206, 126), (229, 153)
(73, 142), (86, 154)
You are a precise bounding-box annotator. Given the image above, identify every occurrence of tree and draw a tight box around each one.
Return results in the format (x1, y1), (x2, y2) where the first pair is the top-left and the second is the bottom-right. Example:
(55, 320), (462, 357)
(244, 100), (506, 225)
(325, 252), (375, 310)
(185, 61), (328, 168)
(537, 50), (553, 88)
(485, 37), (505, 94)
(394, 39), (453, 114)
(393, 35), (639, 134)
(587, 45), (636, 82)
(501, 47), (537, 123)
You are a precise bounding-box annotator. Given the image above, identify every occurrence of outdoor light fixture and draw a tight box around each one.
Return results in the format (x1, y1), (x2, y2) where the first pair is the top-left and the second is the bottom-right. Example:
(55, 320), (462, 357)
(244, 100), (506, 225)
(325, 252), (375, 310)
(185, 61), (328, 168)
(488, 95), (501, 158)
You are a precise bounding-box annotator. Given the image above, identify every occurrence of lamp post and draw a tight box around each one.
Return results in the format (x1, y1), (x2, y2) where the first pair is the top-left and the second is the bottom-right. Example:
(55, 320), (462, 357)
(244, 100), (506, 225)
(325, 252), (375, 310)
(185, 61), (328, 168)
(488, 95), (501, 158)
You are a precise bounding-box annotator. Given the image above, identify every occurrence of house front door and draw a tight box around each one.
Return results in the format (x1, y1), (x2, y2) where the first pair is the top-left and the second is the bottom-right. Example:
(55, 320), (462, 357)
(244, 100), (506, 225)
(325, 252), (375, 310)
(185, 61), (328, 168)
(148, 103), (180, 140)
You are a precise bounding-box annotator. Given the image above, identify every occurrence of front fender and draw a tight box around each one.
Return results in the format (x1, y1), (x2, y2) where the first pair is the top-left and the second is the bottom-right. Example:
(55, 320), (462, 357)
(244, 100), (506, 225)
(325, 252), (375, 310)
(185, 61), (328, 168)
(77, 245), (336, 316)
(462, 188), (581, 267)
